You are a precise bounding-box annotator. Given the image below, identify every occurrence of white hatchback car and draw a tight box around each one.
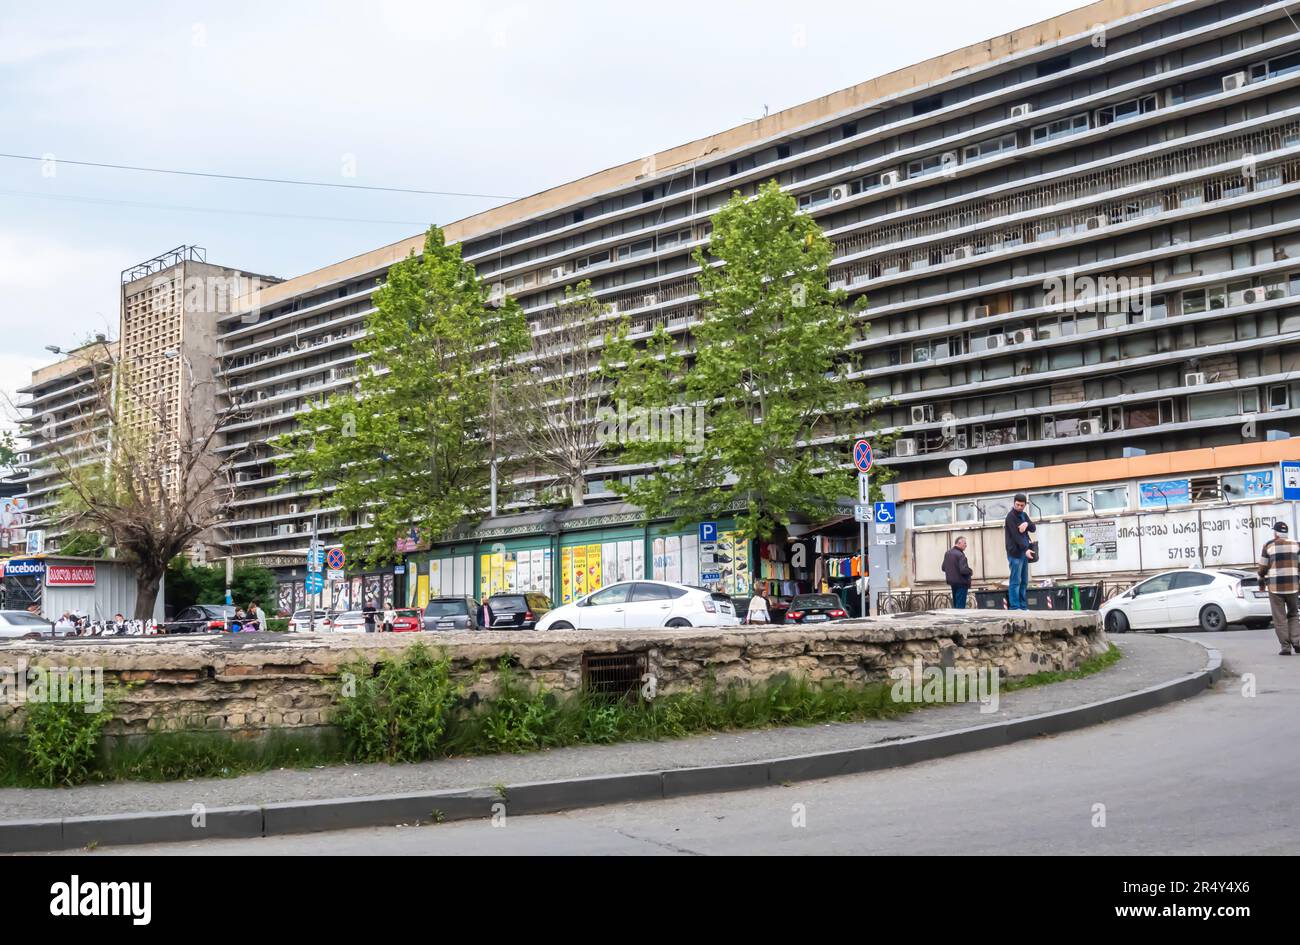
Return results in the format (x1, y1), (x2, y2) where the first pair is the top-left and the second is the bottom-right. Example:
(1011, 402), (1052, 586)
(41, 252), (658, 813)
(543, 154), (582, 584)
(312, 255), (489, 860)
(536, 580), (740, 630)
(1099, 568), (1272, 633)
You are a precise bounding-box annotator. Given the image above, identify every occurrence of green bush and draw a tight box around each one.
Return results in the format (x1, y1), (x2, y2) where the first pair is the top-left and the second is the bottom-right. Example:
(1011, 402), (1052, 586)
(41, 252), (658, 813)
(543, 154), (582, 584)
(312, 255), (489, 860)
(333, 644), (463, 763)
(22, 688), (114, 787)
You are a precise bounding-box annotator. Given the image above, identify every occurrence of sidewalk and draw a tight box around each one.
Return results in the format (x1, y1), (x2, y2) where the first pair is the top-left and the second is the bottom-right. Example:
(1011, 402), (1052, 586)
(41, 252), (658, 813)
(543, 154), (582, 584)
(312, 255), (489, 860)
(0, 634), (1206, 824)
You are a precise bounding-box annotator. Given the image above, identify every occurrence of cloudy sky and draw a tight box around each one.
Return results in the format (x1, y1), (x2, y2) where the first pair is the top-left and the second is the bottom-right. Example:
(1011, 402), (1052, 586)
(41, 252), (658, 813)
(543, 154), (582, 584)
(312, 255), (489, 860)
(0, 0), (1084, 424)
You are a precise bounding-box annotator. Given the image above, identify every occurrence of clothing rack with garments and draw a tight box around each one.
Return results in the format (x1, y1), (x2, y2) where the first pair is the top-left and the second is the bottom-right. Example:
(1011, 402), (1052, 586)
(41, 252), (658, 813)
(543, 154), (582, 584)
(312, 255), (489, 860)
(755, 539), (813, 605)
(817, 554), (865, 581)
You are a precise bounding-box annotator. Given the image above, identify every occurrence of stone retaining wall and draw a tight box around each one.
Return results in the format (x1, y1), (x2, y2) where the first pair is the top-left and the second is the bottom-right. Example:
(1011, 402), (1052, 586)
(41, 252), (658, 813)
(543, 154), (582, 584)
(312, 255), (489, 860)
(0, 611), (1106, 737)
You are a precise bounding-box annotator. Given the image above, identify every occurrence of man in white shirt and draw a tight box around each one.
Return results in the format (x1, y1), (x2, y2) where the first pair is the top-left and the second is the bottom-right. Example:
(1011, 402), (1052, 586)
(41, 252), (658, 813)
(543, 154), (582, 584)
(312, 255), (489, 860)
(746, 584), (771, 625)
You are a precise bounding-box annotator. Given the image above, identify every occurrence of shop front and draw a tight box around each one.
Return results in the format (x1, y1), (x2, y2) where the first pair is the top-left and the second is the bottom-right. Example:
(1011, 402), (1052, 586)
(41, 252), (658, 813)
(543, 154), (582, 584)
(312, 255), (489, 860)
(897, 442), (1300, 595)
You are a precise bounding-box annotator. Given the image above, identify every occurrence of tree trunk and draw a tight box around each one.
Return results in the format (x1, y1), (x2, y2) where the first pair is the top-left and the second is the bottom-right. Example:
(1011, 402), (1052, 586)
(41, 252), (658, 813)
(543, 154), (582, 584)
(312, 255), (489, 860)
(134, 568), (163, 621)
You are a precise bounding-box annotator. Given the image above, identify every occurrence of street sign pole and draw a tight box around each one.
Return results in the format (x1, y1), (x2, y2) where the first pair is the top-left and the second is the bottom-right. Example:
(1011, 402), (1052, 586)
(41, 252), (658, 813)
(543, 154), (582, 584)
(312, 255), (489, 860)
(309, 513), (319, 633)
(853, 439), (874, 618)
(224, 556), (233, 632)
(860, 471), (868, 617)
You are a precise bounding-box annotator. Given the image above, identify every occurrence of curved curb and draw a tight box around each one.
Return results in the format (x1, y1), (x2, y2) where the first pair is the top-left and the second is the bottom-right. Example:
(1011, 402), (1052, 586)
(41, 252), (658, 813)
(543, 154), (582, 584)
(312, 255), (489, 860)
(0, 638), (1223, 853)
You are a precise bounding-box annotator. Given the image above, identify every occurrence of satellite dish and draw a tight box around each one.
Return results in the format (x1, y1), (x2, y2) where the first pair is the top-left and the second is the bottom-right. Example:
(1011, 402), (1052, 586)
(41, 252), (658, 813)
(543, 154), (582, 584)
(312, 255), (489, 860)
(949, 458), (968, 477)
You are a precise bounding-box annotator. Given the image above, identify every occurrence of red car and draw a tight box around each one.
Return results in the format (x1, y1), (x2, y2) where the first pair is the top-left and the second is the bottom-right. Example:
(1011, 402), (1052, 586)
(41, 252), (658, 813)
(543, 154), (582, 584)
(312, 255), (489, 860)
(390, 609), (422, 632)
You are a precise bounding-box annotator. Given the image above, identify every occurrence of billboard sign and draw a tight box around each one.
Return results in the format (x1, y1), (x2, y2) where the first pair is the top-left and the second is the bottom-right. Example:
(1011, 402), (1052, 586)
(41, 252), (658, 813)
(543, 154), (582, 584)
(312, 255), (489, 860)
(46, 564), (97, 586)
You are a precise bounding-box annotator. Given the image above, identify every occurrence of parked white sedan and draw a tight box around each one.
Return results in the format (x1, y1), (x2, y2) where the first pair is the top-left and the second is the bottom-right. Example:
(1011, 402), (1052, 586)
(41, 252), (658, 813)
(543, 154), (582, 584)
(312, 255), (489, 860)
(536, 580), (740, 630)
(1099, 568), (1272, 633)
(0, 610), (59, 639)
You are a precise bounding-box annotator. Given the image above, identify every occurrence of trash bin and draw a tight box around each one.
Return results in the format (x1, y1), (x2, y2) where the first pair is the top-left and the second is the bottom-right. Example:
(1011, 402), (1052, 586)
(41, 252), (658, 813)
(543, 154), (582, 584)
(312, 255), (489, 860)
(1069, 583), (1103, 610)
(1024, 587), (1071, 610)
(974, 590), (1008, 609)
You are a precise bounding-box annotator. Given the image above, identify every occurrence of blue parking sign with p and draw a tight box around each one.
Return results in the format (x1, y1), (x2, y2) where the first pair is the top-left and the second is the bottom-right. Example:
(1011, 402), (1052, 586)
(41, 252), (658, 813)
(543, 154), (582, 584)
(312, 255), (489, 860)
(699, 522), (718, 543)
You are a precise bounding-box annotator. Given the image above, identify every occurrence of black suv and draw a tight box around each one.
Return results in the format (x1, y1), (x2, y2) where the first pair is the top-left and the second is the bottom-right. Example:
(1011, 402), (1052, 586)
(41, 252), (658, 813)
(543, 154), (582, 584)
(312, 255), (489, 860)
(485, 593), (553, 629)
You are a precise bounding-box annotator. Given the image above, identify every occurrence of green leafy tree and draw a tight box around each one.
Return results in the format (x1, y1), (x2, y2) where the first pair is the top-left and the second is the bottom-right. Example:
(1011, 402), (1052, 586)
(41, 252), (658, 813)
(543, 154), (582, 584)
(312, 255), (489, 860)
(278, 226), (529, 567)
(602, 180), (891, 540)
(165, 558), (277, 611)
(57, 531), (108, 558)
(0, 429), (18, 472)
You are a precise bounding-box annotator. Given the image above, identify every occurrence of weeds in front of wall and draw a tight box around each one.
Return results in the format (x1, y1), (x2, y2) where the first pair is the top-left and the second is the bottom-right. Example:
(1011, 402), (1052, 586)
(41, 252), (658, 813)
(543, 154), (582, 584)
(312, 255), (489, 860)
(0, 642), (1121, 787)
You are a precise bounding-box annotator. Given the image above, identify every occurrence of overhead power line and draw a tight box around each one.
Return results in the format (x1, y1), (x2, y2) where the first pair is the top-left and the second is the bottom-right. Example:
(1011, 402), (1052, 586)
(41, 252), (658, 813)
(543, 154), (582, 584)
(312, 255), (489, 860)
(0, 152), (513, 199)
(0, 188), (430, 227)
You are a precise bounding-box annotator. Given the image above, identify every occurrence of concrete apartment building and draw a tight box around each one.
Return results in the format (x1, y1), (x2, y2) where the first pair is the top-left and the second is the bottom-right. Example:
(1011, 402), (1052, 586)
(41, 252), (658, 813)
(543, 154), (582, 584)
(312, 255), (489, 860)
(16, 246), (275, 559)
(13, 336), (118, 552)
(205, 0), (1300, 611)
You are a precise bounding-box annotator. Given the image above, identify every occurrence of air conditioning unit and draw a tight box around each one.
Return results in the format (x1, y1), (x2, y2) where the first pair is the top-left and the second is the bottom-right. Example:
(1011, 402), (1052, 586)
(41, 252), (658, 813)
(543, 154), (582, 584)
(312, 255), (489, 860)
(894, 437), (918, 457)
(1185, 372), (1206, 387)
(1222, 72), (1248, 93)
(973, 304), (992, 318)
(1242, 287), (1267, 305)
(986, 334), (1007, 351)
(1010, 102), (1034, 119)
(1011, 328), (1036, 345)
(880, 170), (901, 187)
(829, 183), (851, 202)
(548, 266), (567, 282)
(1079, 419), (1103, 436)
(911, 405), (935, 424)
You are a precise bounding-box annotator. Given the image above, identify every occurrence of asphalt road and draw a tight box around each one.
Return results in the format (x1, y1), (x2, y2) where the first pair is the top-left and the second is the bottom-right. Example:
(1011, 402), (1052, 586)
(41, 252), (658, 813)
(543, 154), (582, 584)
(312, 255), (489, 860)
(72, 628), (1299, 856)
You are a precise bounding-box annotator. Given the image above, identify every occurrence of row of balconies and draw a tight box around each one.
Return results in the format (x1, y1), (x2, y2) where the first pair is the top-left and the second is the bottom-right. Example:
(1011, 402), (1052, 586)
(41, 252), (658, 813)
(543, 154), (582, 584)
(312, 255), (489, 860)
(464, 15), (1298, 288)
(210, 94), (1300, 386)
(214, 12), (1298, 355)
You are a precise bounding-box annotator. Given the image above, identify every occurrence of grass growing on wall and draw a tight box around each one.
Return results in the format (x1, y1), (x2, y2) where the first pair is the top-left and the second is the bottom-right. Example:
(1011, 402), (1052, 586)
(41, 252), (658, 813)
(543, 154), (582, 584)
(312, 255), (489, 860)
(0, 642), (1122, 787)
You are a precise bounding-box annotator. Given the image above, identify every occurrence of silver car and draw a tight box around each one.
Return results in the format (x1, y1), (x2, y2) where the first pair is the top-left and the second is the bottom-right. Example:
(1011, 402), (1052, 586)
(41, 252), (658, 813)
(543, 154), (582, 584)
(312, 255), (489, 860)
(0, 610), (59, 640)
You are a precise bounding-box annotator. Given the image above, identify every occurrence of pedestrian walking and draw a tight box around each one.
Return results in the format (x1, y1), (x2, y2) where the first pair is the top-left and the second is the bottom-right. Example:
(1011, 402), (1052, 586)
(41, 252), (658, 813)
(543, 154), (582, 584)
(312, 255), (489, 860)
(1258, 521), (1300, 656)
(1004, 494), (1036, 610)
(942, 537), (973, 609)
(746, 583), (771, 625)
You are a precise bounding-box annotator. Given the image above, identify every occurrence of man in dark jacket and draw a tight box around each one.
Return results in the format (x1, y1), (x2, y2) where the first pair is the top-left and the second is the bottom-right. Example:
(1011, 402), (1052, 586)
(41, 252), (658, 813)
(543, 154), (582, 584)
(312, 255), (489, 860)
(942, 537), (973, 609)
(1004, 494), (1036, 610)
